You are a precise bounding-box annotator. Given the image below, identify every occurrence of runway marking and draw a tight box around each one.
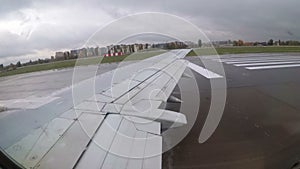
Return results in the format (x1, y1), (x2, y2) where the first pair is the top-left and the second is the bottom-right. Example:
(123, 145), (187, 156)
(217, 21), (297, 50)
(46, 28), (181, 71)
(217, 56), (299, 62)
(235, 61), (300, 67)
(225, 58), (300, 64)
(207, 55), (300, 70)
(246, 64), (300, 70)
(188, 62), (223, 79)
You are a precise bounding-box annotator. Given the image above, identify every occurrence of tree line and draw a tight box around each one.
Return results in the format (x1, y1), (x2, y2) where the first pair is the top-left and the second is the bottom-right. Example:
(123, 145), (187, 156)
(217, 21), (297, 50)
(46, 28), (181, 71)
(232, 39), (300, 46)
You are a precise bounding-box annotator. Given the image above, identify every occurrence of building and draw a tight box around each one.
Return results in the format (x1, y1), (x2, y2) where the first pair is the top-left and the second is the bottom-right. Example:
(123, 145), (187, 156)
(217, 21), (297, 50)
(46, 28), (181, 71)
(55, 52), (64, 60)
(198, 39), (202, 47)
(99, 47), (108, 56)
(94, 47), (99, 56)
(63, 51), (70, 60)
(70, 50), (79, 58)
(212, 40), (233, 47)
(87, 47), (95, 57)
(78, 48), (87, 58)
(185, 41), (198, 48)
(52, 43), (156, 61)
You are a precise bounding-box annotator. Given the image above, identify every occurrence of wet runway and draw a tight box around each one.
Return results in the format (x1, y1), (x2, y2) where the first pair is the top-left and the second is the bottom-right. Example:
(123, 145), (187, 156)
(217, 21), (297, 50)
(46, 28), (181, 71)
(0, 64), (123, 101)
(163, 53), (300, 169)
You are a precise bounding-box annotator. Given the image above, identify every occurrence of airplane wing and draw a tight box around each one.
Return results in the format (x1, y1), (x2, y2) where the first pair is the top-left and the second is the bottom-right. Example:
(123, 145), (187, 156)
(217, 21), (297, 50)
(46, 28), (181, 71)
(1, 49), (191, 169)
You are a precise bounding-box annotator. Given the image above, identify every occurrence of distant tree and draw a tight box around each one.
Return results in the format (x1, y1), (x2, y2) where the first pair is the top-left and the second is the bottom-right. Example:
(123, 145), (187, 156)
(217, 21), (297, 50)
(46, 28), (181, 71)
(233, 40), (238, 46)
(38, 59), (42, 64)
(166, 42), (176, 49)
(64, 52), (70, 60)
(0, 64), (3, 70)
(287, 40), (300, 46)
(16, 61), (21, 67)
(9, 63), (16, 70)
(236, 40), (244, 46)
(198, 39), (202, 47)
(268, 39), (274, 46)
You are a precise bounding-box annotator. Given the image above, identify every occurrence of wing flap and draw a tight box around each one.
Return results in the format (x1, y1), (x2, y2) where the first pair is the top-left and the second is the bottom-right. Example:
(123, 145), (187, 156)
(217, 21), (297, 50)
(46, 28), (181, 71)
(125, 131), (147, 169)
(75, 115), (122, 169)
(35, 113), (105, 169)
(143, 133), (162, 169)
(75, 115), (162, 169)
(100, 118), (137, 169)
(120, 109), (187, 128)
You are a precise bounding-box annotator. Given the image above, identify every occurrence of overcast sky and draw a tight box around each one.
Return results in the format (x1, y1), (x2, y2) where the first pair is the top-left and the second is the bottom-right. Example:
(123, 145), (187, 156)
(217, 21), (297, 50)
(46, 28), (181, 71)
(0, 0), (300, 65)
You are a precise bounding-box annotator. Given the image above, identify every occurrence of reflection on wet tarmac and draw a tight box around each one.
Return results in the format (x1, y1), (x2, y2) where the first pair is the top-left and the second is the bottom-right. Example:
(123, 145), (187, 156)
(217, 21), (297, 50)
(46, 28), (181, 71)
(163, 53), (300, 169)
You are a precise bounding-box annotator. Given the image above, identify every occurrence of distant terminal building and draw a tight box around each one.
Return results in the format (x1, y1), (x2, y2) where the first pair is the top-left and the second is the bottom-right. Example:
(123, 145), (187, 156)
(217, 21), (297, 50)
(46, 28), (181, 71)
(95, 47), (100, 56)
(55, 52), (64, 60)
(78, 48), (87, 58)
(99, 47), (108, 56)
(212, 40), (233, 47)
(120, 45), (130, 54)
(53, 43), (156, 61)
(185, 41), (198, 48)
(70, 50), (79, 58)
(87, 47), (95, 57)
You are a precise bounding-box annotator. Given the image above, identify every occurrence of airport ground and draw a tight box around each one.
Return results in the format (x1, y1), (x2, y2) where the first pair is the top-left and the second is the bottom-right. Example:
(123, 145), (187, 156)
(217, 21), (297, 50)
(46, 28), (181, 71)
(1, 52), (300, 169)
(163, 53), (300, 169)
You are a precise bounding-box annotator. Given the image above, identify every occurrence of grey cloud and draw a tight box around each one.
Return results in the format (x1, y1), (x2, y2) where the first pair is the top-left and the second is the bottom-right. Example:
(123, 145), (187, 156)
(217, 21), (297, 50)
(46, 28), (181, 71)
(0, 31), (35, 57)
(0, 0), (33, 16)
(97, 0), (300, 40)
(0, 0), (300, 64)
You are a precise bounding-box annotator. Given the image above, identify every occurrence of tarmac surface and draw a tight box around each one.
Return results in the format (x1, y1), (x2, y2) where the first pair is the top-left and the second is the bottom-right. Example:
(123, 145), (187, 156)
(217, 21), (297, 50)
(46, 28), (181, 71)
(163, 53), (300, 169)
(0, 63), (122, 100)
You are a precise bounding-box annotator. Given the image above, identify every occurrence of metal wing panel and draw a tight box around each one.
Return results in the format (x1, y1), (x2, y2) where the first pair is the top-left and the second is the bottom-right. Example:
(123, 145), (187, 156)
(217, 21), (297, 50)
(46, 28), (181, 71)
(75, 115), (122, 169)
(4, 118), (73, 168)
(143, 133), (162, 169)
(119, 59), (188, 106)
(100, 118), (137, 169)
(75, 115), (162, 169)
(35, 113), (105, 169)
(125, 131), (148, 169)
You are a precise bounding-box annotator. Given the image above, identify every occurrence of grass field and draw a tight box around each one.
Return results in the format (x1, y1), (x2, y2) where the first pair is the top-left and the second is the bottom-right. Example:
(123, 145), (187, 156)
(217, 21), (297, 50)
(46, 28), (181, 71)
(0, 50), (166, 77)
(187, 46), (300, 56)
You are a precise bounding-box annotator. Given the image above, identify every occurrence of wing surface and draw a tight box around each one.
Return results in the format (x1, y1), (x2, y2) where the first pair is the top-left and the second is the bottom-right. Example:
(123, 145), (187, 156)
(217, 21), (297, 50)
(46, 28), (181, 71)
(1, 49), (191, 169)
